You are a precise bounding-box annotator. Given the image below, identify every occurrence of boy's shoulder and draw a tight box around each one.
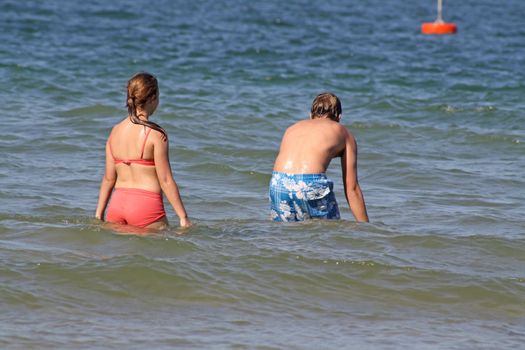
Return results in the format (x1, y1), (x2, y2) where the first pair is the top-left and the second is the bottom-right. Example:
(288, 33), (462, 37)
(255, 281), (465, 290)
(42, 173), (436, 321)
(294, 118), (348, 133)
(290, 118), (343, 127)
(285, 119), (350, 145)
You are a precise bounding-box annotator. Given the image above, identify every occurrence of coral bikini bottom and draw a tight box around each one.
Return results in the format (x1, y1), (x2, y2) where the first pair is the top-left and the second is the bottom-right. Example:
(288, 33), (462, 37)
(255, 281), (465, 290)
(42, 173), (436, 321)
(106, 188), (166, 228)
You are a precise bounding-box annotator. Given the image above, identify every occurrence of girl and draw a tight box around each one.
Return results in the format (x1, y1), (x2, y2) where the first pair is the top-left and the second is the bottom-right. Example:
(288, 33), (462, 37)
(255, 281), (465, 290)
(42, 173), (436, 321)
(96, 72), (191, 229)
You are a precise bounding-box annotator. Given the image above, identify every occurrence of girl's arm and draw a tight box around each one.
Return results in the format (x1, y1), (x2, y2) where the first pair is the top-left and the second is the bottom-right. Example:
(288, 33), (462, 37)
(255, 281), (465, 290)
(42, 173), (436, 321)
(153, 133), (191, 227)
(95, 140), (117, 220)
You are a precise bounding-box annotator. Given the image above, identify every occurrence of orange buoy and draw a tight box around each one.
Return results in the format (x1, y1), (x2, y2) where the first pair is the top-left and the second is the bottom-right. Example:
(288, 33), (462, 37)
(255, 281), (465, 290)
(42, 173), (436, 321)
(421, 21), (457, 35)
(421, 0), (457, 35)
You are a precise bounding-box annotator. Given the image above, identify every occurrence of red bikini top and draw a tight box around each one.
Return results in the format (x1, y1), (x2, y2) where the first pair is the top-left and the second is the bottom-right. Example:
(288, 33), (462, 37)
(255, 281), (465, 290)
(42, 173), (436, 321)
(109, 127), (155, 166)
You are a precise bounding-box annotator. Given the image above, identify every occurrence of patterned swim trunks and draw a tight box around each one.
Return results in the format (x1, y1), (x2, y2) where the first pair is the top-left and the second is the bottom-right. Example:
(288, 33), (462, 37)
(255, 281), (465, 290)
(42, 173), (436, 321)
(269, 171), (340, 222)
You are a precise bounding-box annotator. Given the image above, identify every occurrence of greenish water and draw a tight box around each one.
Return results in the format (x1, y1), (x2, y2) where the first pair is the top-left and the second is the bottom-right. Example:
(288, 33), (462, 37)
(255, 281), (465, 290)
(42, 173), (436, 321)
(1, 0), (524, 348)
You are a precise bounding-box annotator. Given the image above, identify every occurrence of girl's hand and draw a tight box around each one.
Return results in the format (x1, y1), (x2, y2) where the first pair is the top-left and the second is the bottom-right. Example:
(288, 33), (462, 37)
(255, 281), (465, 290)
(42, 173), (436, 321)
(180, 217), (192, 228)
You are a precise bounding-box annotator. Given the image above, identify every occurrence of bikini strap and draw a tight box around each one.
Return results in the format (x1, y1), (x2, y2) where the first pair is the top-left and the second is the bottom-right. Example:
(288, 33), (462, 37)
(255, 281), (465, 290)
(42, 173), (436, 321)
(140, 127), (153, 159)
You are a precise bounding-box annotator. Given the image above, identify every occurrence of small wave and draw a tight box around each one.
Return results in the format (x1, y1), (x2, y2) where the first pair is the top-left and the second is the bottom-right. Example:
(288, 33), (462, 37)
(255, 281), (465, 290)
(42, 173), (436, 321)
(465, 133), (523, 146)
(58, 104), (119, 118)
(438, 104), (498, 113)
(0, 213), (91, 226)
(88, 10), (135, 20)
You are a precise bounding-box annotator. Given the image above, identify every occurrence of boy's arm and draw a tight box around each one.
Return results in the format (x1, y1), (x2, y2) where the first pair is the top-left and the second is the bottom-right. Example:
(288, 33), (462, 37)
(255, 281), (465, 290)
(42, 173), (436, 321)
(95, 141), (117, 220)
(340, 132), (369, 223)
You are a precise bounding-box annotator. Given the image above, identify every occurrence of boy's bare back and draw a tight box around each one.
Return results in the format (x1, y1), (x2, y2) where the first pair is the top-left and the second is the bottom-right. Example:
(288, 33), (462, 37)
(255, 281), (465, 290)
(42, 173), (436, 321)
(273, 118), (351, 174)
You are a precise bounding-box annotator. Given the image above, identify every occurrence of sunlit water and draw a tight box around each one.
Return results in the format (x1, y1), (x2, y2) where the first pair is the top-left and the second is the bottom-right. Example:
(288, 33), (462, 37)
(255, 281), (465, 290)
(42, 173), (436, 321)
(1, 0), (524, 348)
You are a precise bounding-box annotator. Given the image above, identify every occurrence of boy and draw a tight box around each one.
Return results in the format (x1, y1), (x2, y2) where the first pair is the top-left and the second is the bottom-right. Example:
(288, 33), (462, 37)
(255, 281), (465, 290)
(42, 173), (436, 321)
(269, 93), (369, 222)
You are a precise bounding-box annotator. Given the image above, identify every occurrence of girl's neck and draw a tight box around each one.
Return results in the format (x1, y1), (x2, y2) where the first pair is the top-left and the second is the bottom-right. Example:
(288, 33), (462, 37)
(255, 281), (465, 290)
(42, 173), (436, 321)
(132, 108), (149, 121)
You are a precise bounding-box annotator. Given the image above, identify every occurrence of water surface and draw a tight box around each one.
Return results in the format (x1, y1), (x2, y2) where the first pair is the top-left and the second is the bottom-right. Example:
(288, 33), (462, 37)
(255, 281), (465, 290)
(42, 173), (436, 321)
(1, 0), (524, 348)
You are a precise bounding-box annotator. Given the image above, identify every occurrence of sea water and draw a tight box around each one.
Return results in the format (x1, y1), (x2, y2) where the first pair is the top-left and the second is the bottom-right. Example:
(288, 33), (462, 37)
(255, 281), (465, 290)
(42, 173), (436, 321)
(1, 0), (524, 348)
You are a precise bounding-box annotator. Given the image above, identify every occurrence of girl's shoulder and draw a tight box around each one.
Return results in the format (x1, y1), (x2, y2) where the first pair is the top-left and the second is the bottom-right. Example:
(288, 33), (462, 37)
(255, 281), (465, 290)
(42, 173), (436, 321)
(110, 118), (128, 133)
(148, 127), (169, 143)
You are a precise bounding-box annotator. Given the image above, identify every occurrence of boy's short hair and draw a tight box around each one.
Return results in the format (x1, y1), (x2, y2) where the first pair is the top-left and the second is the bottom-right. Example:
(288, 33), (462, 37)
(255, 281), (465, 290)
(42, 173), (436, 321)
(310, 93), (342, 121)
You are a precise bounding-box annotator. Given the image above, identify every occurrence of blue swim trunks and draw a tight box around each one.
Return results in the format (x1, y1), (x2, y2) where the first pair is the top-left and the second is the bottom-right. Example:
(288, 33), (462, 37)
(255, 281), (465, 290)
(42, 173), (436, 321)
(269, 171), (340, 222)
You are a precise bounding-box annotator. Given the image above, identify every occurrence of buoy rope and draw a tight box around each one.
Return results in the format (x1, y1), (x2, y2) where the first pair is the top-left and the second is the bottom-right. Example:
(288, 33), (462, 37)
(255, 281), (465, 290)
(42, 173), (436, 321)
(436, 0), (444, 23)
